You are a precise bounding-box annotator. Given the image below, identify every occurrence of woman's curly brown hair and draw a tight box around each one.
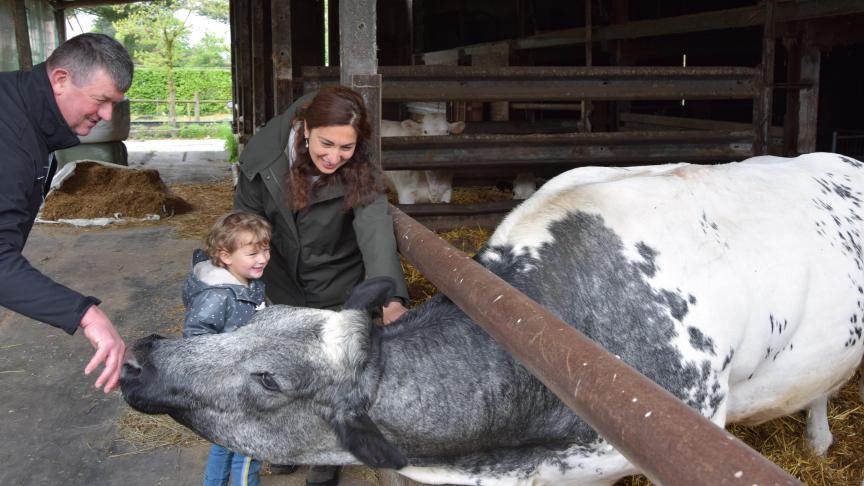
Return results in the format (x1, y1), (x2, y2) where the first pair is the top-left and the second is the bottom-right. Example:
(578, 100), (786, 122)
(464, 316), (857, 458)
(288, 86), (385, 211)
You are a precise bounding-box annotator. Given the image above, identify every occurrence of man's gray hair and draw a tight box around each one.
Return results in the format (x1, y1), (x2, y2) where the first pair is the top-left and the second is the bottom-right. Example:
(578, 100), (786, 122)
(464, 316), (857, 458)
(46, 33), (134, 92)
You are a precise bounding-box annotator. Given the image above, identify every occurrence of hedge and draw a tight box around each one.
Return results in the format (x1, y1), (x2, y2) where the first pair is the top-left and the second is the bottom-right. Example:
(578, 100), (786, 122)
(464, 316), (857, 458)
(125, 67), (233, 116)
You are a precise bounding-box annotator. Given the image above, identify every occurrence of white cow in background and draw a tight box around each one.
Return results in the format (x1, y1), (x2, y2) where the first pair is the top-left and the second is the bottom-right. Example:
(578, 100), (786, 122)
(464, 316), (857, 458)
(381, 113), (465, 204)
(382, 112), (538, 203)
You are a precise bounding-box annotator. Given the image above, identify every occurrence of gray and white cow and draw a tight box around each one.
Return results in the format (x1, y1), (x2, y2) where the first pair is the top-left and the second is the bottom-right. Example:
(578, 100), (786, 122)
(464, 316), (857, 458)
(122, 152), (864, 485)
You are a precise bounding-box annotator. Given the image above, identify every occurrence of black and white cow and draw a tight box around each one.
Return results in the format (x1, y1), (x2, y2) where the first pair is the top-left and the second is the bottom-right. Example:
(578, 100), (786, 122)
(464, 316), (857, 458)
(122, 152), (864, 485)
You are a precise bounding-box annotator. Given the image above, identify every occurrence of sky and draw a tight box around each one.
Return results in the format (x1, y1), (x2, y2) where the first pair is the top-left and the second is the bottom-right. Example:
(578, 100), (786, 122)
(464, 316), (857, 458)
(65, 10), (230, 45)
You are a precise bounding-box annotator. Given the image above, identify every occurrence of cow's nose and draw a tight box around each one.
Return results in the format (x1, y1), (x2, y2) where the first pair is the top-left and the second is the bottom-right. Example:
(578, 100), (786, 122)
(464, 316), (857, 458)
(121, 350), (142, 379)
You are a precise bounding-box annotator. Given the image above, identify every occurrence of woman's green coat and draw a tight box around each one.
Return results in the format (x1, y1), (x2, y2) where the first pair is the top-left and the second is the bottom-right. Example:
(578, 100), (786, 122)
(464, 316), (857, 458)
(233, 97), (409, 309)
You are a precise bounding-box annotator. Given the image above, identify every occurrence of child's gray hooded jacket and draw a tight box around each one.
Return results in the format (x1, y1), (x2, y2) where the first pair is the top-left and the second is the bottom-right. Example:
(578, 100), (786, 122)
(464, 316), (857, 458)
(182, 249), (266, 337)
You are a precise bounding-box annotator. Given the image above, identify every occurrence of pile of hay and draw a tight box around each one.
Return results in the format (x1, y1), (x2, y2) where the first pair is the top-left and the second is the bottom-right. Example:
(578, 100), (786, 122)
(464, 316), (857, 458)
(164, 178), (235, 239)
(387, 185), (513, 205)
(40, 161), (190, 220)
(402, 226), (492, 306)
(618, 373), (864, 485)
(113, 408), (206, 457)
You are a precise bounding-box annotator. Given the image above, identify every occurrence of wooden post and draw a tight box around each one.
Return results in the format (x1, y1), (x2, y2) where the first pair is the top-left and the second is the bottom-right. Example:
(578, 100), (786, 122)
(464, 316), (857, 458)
(471, 45), (510, 122)
(611, 0), (631, 133)
(782, 32), (801, 156)
(54, 5), (66, 43)
(271, 0), (293, 115)
(582, 0), (593, 132)
(755, 0), (776, 155)
(232, 0), (254, 143)
(339, 0), (381, 168)
(251, 0), (271, 131)
(797, 36), (820, 154)
(13, 0), (32, 70)
(194, 92), (200, 122)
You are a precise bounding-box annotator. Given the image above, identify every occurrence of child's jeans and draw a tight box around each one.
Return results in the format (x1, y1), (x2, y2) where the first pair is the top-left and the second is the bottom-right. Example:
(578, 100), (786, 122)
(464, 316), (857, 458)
(203, 443), (261, 486)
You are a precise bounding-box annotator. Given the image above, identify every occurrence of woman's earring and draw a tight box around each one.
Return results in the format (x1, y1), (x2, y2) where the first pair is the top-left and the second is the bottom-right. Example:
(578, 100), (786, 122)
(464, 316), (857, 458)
(304, 138), (309, 149)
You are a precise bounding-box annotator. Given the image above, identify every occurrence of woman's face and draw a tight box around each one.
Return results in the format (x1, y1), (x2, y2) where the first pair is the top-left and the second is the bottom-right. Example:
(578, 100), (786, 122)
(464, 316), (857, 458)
(304, 123), (358, 174)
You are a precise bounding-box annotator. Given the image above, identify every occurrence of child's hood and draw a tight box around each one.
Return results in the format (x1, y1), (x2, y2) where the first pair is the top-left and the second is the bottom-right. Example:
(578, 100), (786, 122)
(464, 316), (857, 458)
(185, 249), (265, 302)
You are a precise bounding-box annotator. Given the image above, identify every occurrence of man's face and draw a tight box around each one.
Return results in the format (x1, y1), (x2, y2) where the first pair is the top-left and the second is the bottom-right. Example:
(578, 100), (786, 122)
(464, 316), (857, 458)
(50, 67), (125, 136)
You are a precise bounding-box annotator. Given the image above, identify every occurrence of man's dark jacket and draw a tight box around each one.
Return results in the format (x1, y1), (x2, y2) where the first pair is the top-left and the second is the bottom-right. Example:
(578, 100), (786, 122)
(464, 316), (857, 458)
(0, 62), (100, 334)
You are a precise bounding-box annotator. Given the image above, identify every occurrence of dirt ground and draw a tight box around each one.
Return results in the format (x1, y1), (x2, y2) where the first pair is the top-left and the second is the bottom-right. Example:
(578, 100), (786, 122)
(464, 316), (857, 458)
(0, 222), (383, 486)
(0, 141), (379, 486)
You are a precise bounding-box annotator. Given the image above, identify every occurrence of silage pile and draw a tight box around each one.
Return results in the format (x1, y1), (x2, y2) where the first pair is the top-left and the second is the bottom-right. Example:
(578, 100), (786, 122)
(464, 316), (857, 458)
(40, 161), (191, 221)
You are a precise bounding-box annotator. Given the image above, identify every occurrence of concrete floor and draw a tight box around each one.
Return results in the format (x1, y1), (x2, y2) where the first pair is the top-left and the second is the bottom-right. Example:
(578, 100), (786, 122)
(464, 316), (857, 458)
(0, 140), (382, 486)
(126, 138), (232, 184)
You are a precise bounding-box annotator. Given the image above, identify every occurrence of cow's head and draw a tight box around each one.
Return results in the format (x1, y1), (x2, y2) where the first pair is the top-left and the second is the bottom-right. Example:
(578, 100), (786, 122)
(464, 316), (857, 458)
(120, 277), (407, 469)
(418, 113), (465, 136)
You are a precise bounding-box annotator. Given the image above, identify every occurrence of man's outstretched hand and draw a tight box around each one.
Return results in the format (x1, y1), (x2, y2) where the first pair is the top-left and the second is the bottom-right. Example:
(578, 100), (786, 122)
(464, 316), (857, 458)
(79, 305), (126, 393)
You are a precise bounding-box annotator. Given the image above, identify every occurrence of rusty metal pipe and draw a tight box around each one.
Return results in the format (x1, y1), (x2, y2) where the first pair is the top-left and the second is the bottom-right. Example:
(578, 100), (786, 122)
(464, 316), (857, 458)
(391, 207), (802, 486)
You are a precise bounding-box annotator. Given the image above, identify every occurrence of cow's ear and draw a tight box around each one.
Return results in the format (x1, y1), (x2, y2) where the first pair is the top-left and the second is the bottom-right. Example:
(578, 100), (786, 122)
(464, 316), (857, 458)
(343, 277), (395, 318)
(332, 412), (408, 469)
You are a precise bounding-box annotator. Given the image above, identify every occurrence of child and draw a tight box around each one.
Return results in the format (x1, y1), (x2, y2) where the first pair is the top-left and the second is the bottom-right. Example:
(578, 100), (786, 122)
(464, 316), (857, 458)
(183, 211), (272, 486)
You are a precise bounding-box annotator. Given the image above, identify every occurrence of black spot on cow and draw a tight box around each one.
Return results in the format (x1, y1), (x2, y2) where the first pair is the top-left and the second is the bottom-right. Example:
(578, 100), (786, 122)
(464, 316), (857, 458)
(688, 327), (716, 356)
(721, 349), (734, 371)
(480, 211), (717, 418)
(839, 155), (863, 168)
(688, 294), (697, 305)
(635, 242), (658, 278)
(661, 290), (689, 321)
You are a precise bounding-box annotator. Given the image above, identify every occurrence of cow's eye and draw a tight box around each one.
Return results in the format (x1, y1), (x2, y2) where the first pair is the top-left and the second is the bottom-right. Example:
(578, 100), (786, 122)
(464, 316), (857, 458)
(254, 372), (281, 392)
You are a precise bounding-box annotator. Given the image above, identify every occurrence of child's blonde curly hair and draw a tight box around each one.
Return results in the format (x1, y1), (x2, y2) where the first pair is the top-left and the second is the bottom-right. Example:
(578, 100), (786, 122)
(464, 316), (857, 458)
(205, 211), (272, 268)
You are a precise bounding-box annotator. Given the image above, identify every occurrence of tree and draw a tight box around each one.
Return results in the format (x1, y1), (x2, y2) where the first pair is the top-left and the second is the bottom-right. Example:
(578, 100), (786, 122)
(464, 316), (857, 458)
(110, 0), (229, 126)
(195, 0), (229, 23)
(183, 32), (230, 68)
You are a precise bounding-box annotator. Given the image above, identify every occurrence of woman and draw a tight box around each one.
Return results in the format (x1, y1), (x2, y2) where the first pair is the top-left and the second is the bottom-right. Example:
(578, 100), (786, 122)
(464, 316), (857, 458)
(233, 86), (410, 485)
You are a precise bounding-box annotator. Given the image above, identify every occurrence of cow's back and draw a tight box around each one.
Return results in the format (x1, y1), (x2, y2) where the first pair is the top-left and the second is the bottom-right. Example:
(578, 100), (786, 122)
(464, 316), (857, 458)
(479, 153), (864, 425)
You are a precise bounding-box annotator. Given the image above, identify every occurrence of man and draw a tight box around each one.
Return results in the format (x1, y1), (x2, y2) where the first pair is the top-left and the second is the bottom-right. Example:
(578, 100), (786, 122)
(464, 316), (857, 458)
(0, 33), (132, 393)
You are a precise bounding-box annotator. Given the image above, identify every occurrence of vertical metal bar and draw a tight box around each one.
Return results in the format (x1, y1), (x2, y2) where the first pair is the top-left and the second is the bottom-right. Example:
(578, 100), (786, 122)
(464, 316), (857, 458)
(391, 206), (803, 486)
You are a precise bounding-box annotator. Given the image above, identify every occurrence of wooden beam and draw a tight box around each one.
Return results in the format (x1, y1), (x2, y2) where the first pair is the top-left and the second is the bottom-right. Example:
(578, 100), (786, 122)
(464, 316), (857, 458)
(339, 0), (380, 167)
(797, 41), (820, 153)
(338, 0), (377, 85)
(271, 0), (293, 115)
(303, 66), (759, 102)
(250, 0), (270, 131)
(755, 0), (776, 156)
(55, 0), (147, 7)
(13, 0), (32, 70)
(54, 5), (67, 42)
(381, 130), (753, 170)
(233, 0), (253, 142)
(422, 0), (864, 62)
